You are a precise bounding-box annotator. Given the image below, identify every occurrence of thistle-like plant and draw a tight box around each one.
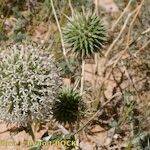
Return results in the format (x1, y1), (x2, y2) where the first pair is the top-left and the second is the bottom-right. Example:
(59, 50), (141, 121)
(63, 11), (107, 59)
(52, 88), (85, 124)
(63, 11), (107, 94)
(0, 44), (62, 126)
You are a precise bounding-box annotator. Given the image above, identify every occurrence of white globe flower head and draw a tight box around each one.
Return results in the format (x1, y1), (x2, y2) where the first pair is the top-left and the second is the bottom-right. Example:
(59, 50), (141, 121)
(0, 44), (62, 126)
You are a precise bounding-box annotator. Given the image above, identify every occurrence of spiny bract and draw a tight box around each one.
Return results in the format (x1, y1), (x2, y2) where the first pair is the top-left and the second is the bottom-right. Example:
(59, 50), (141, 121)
(52, 88), (85, 124)
(63, 11), (107, 59)
(0, 44), (62, 126)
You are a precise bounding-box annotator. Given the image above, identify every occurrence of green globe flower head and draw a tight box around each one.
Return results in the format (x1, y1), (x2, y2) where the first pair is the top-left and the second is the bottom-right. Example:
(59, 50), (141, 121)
(52, 88), (85, 124)
(63, 11), (107, 59)
(0, 44), (62, 126)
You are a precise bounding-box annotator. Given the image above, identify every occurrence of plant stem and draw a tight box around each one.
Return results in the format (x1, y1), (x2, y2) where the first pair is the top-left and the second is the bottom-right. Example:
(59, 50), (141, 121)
(80, 59), (85, 95)
(50, 0), (72, 71)
(27, 123), (35, 141)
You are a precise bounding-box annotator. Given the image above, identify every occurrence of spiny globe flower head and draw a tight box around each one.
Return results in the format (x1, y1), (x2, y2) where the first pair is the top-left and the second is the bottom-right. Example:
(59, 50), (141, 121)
(52, 88), (85, 124)
(0, 44), (62, 126)
(63, 11), (107, 59)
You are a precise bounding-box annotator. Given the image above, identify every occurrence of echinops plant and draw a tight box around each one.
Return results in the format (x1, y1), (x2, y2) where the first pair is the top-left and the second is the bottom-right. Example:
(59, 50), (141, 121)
(52, 88), (85, 124)
(0, 44), (62, 126)
(63, 11), (107, 94)
(63, 11), (107, 59)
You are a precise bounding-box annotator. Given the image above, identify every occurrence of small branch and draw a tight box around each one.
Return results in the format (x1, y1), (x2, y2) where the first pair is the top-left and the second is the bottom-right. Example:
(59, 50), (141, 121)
(103, 0), (145, 85)
(105, 0), (145, 59)
(73, 92), (121, 135)
(107, 28), (150, 63)
(95, 0), (99, 15)
(50, 0), (66, 57)
(111, 0), (133, 31)
(128, 27), (150, 47)
(73, 77), (80, 91)
(56, 123), (70, 135)
(68, 0), (74, 16)
(141, 27), (150, 34)
(50, 0), (74, 75)
(112, 68), (124, 95)
(122, 62), (141, 102)
(134, 39), (150, 56)
(126, 0), (145, 48)
(105, 13), (132, 58)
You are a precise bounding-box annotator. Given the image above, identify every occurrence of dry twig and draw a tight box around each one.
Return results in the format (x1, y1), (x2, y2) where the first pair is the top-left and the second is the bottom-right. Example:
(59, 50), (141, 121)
(73, 92), (121, 135)
(105, 13), (132, 58)
(50, 0), (70, 66)
(111, 0), (133, 31)
(97, 0), (145, 106)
